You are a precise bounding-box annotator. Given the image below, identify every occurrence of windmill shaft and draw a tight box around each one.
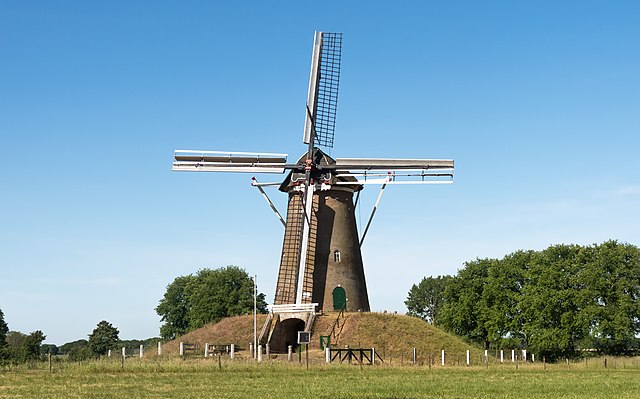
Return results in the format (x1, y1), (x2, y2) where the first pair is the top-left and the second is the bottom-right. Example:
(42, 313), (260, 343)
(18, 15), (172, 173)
(295, 183), (315, 303)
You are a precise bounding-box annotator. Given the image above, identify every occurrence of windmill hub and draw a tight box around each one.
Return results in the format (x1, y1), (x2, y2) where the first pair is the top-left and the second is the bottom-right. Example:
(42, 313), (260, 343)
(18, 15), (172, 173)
(171, 32), (454, 353)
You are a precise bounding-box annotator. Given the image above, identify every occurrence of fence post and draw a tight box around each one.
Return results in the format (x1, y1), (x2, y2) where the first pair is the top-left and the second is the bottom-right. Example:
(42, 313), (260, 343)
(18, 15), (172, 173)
(485, 349), (488, 369)
(230, 344), (235, 360)
(179, 342), (184, 357)
(522, 349), (527, 362)
(157, 341), (162, 356)
(108, 349), (111, 357)
(140, 344), (144, 358)
(204, 343), (209, 358)
(288, 345), (293, 362)
(257, 344), (263, 362)
(122, 347), (126, 358)
(532, 353), (535, 362)
(326, 347), (331, 364)
(412, 348), (417, 365)
(500, 350), (504, 363)
(511, 349), (515, 363)
(249, 343), (254, 359)
(466, 350), (470, 366)
(441, 350), (445, 366)
(266, 343), (270, 359)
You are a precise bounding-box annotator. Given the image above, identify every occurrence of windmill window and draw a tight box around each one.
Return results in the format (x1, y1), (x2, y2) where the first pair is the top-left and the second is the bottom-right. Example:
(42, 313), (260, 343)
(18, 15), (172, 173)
(334, 250), (341, 263)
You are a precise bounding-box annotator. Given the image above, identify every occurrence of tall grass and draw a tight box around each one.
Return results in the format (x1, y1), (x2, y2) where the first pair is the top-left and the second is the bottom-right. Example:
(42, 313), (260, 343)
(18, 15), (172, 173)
(2, 356), (640, 398)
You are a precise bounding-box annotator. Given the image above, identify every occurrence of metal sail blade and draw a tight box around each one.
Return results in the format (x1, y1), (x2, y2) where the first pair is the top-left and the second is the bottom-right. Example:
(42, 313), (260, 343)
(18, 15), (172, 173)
(303, 31), (342, 149)
(333, 158), (454, 170)
(331, 158), (454, 185)
(172, 150), (288, 173)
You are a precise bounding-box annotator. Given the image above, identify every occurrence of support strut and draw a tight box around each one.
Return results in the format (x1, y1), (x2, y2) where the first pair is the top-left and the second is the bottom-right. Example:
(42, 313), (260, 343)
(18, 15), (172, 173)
(359, 182), (388, 247)
(251, 177), (286, 228)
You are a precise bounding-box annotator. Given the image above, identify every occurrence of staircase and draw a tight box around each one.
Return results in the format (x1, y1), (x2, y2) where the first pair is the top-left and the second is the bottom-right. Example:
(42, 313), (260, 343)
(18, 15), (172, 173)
(328, 306), (348, 346)
(258, 312), (273, 345)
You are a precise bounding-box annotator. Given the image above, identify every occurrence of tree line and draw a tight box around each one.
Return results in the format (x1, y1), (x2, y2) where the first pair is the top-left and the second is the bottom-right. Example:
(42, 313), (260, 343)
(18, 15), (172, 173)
(0, 308), (46, 365)
(406, 240), (640, 359)
(1, 265), (268, 364)
(0, 308), (158, 364)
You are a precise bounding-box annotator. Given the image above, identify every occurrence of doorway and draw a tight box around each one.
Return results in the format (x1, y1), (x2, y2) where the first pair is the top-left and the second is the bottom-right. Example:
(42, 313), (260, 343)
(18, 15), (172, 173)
(333, 286), (346, 311)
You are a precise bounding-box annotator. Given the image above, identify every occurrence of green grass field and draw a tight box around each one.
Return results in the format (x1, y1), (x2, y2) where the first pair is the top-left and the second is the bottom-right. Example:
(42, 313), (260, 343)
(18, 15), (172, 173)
(2, 358), (640, 399)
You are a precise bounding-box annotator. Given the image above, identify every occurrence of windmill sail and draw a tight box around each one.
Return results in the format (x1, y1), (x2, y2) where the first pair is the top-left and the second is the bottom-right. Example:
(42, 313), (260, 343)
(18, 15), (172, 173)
(172, 150), (288, 173)
(303, 32), (342, 148)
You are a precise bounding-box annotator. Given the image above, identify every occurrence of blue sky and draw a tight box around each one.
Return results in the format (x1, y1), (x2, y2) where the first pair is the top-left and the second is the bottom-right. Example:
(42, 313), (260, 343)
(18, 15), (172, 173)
(1, 1), (639, 345)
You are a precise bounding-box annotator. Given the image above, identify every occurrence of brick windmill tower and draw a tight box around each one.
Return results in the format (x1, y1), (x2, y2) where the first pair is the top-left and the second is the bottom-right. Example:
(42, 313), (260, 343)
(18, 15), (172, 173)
(172, 32), (454, 351)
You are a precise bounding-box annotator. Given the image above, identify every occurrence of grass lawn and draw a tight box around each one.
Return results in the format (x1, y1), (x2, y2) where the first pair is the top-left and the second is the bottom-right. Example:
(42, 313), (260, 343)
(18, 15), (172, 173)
(1, 359), (639, 398)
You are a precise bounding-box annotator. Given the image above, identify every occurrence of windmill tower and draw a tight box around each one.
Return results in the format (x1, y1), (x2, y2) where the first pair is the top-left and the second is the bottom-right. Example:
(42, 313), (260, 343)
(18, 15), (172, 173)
(172, 32), (454, 352)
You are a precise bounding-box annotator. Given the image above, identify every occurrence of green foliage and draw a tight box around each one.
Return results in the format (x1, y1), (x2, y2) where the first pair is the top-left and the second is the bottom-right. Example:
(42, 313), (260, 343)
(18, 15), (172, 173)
(5, 331), (27, 361)
(0, 307), (8, 359)
(520, 244), (584, 359)
(119, 337), (161, 352)
(39, 343), (58, 355)
(156, 275), (194, 340)
(439, 259), (492, 347)
(59, 339), (91, 361)
(58, 337), (160, 360)
(156, 266), (268, 340)
(4, 330), (46, 363)
(405, 275), (451, 325)
(88, 321), (120, 357)
(58, 339), (89, 355)
(432, 240), (640, 359)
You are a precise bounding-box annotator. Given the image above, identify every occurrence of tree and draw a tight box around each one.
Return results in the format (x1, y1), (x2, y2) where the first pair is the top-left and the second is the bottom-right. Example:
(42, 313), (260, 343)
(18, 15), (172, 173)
(4, 331), (25, 361)
(58, 339), (88, 355)
(23, 330), (46, 361)
(156, 266), (268, 340)
(59, 339), (90, 361)
(88, 321), (119, 357)
(155, 275), (195, 340)
(0, 307), (8, 359)
(481, 250), (531, 350)
(40, 344), (59, 355)
(520, 244), (584, 360)
(186, 267), (268, 330)
(5, 330), (46, 363)
(439, 258), (492, 348)
(579, 241), (640, 355)
(405, 275), (451, 325)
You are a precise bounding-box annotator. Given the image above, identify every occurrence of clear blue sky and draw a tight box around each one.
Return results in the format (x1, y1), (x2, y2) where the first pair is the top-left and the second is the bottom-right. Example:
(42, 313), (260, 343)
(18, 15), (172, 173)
(1, 1), (639, 345)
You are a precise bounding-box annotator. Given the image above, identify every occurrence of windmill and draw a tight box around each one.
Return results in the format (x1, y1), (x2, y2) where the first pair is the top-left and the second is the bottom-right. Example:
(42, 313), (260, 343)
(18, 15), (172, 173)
(172, 32), (454, 351)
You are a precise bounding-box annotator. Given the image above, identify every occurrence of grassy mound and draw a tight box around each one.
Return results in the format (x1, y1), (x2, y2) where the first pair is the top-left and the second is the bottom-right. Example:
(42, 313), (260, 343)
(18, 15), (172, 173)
(157, 314), (268, 356)
(158, 312), (481, 362)
(312, 312), (482, 361)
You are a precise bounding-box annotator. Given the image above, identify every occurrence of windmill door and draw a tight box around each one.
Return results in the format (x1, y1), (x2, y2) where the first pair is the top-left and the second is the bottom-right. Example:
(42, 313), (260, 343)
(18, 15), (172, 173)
(332, 286), (346, 311)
